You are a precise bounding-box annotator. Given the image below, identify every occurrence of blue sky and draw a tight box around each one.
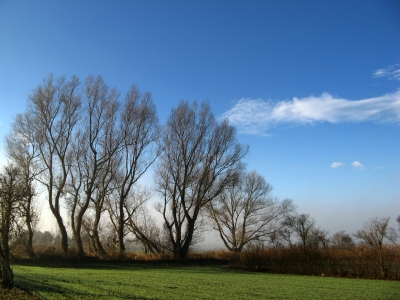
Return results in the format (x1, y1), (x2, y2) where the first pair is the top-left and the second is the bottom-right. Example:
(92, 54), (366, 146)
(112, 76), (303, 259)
(0, 0), (399, 238)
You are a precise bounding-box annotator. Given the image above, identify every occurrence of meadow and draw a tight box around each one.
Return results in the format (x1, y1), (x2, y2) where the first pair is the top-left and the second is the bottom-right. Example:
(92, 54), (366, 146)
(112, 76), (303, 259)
(9, 260), (400, 300)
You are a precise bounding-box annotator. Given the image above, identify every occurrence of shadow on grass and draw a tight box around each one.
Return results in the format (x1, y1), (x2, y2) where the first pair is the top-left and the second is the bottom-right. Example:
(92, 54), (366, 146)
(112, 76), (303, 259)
(11, 256), (230, 271)
(15, 272), (159, 300)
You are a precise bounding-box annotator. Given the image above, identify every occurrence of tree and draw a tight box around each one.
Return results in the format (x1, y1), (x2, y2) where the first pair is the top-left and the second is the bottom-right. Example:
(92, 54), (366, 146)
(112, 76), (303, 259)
(5, 119), (40, 257)
(207, 171), (294, 252)
(66, 75), (120, 257)
(354, 217), (398, 277)
(123, 188), (166, 254)
(397, 215), (400, 232)
(107, 86), (160, 258)
(284, 213), (315, 251)
(309, 227), (329, 249)
(23, 74), (82, 254)
(354, 217), (397, 248)
(0, 165), (28, 286)
(154, 100), (248, 259)
(331, 230), (354, 249)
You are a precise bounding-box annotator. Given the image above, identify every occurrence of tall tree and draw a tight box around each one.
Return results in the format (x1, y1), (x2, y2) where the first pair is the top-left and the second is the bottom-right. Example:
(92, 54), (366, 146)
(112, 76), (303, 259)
(0, 165), (28, 286)
(207, 171), (294, 252)
(107, 86), (160, 258)
(66, 75), (120, 257)
(154, 100), (248, 259)
(25, 74), (82, 254)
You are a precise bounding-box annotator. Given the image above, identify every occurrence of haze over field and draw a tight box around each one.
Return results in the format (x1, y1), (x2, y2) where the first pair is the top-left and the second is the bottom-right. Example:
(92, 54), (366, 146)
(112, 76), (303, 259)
(0, 1), (399, 246)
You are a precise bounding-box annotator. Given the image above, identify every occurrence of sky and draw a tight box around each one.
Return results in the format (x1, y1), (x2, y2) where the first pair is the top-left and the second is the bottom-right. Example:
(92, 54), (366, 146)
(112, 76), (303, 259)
(0, 0), (399, 244)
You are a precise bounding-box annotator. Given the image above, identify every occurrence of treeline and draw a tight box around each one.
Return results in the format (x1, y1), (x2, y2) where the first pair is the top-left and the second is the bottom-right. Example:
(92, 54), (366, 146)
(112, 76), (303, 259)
(239, 215), (400, 280)
(1, 74), (399, 286)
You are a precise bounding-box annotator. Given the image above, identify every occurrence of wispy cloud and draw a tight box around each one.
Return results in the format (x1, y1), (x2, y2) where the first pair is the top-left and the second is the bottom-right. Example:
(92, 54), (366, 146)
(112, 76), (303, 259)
(352, 161), (365, 169)
(331, 162), (344, 168)
(222, 91), (400, 135)
(373, 64), (400, 81)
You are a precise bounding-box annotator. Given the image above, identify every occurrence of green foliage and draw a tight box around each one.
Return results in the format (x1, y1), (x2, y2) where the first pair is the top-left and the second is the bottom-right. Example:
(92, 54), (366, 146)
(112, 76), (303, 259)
(11, 262), (400, 299)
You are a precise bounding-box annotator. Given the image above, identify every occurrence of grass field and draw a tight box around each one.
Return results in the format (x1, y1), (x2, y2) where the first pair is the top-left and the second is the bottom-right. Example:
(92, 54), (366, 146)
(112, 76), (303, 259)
(11, 261), (400, 300)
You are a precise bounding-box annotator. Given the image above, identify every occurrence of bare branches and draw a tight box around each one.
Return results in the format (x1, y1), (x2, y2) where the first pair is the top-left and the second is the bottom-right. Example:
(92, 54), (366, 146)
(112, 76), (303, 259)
(154, 100), (248, 259)
(207, 170), (294, 252)
(284, 213), (316, 251)
(105, 85), (160, 257)
(354, 217), (398, 248)
(11, 75), (82, 254)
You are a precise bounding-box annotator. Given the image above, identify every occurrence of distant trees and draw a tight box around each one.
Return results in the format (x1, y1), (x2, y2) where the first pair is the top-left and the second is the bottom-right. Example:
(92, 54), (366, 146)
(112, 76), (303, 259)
(154, 100), (248, 259)
(354, 217), (397, 248)
(354, 217), (398, 277)
(397, 215), (400, 232)
(331, 230), (354, 249)
(207, 171), (294, 252)
(283, 213), (316, 251)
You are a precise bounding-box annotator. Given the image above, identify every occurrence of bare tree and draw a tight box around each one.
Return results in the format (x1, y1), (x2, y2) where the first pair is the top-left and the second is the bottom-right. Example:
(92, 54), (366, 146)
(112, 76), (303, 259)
(88, 159), (117, 257)
(277, 227), (295, 247)
(107, 86), (160, 258)
(0, 165), (28, 286)
(22, 74), (82, 254)
(207, 171), (294, 252)
(354, 217), (398, 277)
(66, 75), (120, 257)
(5, 117), (40, 257)
(154, 100), (248, 259)
(126, 202), (164, 254)
(310, 227), (330, 249)
(284, 213), (316, 251)
(331, 230), (354, 249)
(354, 217), (398, 247)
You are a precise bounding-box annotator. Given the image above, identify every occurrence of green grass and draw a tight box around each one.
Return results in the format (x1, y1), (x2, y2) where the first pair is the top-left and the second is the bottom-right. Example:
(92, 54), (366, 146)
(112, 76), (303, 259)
(11, 262), (400, 300)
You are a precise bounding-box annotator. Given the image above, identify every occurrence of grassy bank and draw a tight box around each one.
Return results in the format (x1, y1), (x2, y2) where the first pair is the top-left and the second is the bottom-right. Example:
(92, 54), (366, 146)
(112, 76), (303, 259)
(11, 261), (400, 299)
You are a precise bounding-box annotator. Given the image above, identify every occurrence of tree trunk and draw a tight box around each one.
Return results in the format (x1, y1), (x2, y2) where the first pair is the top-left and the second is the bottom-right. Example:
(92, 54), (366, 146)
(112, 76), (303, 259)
(26, 221), (36, 258)
(74, 233), (84, 258)
(0, 242), (13, 287)
(0, 256), (13, 287)
(92, 209), (106, 257)
(117, 226), (125, 259)
(25, 194), (36, 258)
(49, 196), (69, 255)
(173, 220), (195, 260)
(53, 213), (69, 255)
(74, 199), (91, 258)
(118, 202), (125, 259)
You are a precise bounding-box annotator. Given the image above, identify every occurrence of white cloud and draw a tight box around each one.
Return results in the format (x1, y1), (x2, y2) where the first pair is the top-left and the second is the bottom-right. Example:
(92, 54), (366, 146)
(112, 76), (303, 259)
(331, 162), (344, 168)
(222, 91), (400, 135)
(373, 64), (400, 81)
(352, 161), (365, 169)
